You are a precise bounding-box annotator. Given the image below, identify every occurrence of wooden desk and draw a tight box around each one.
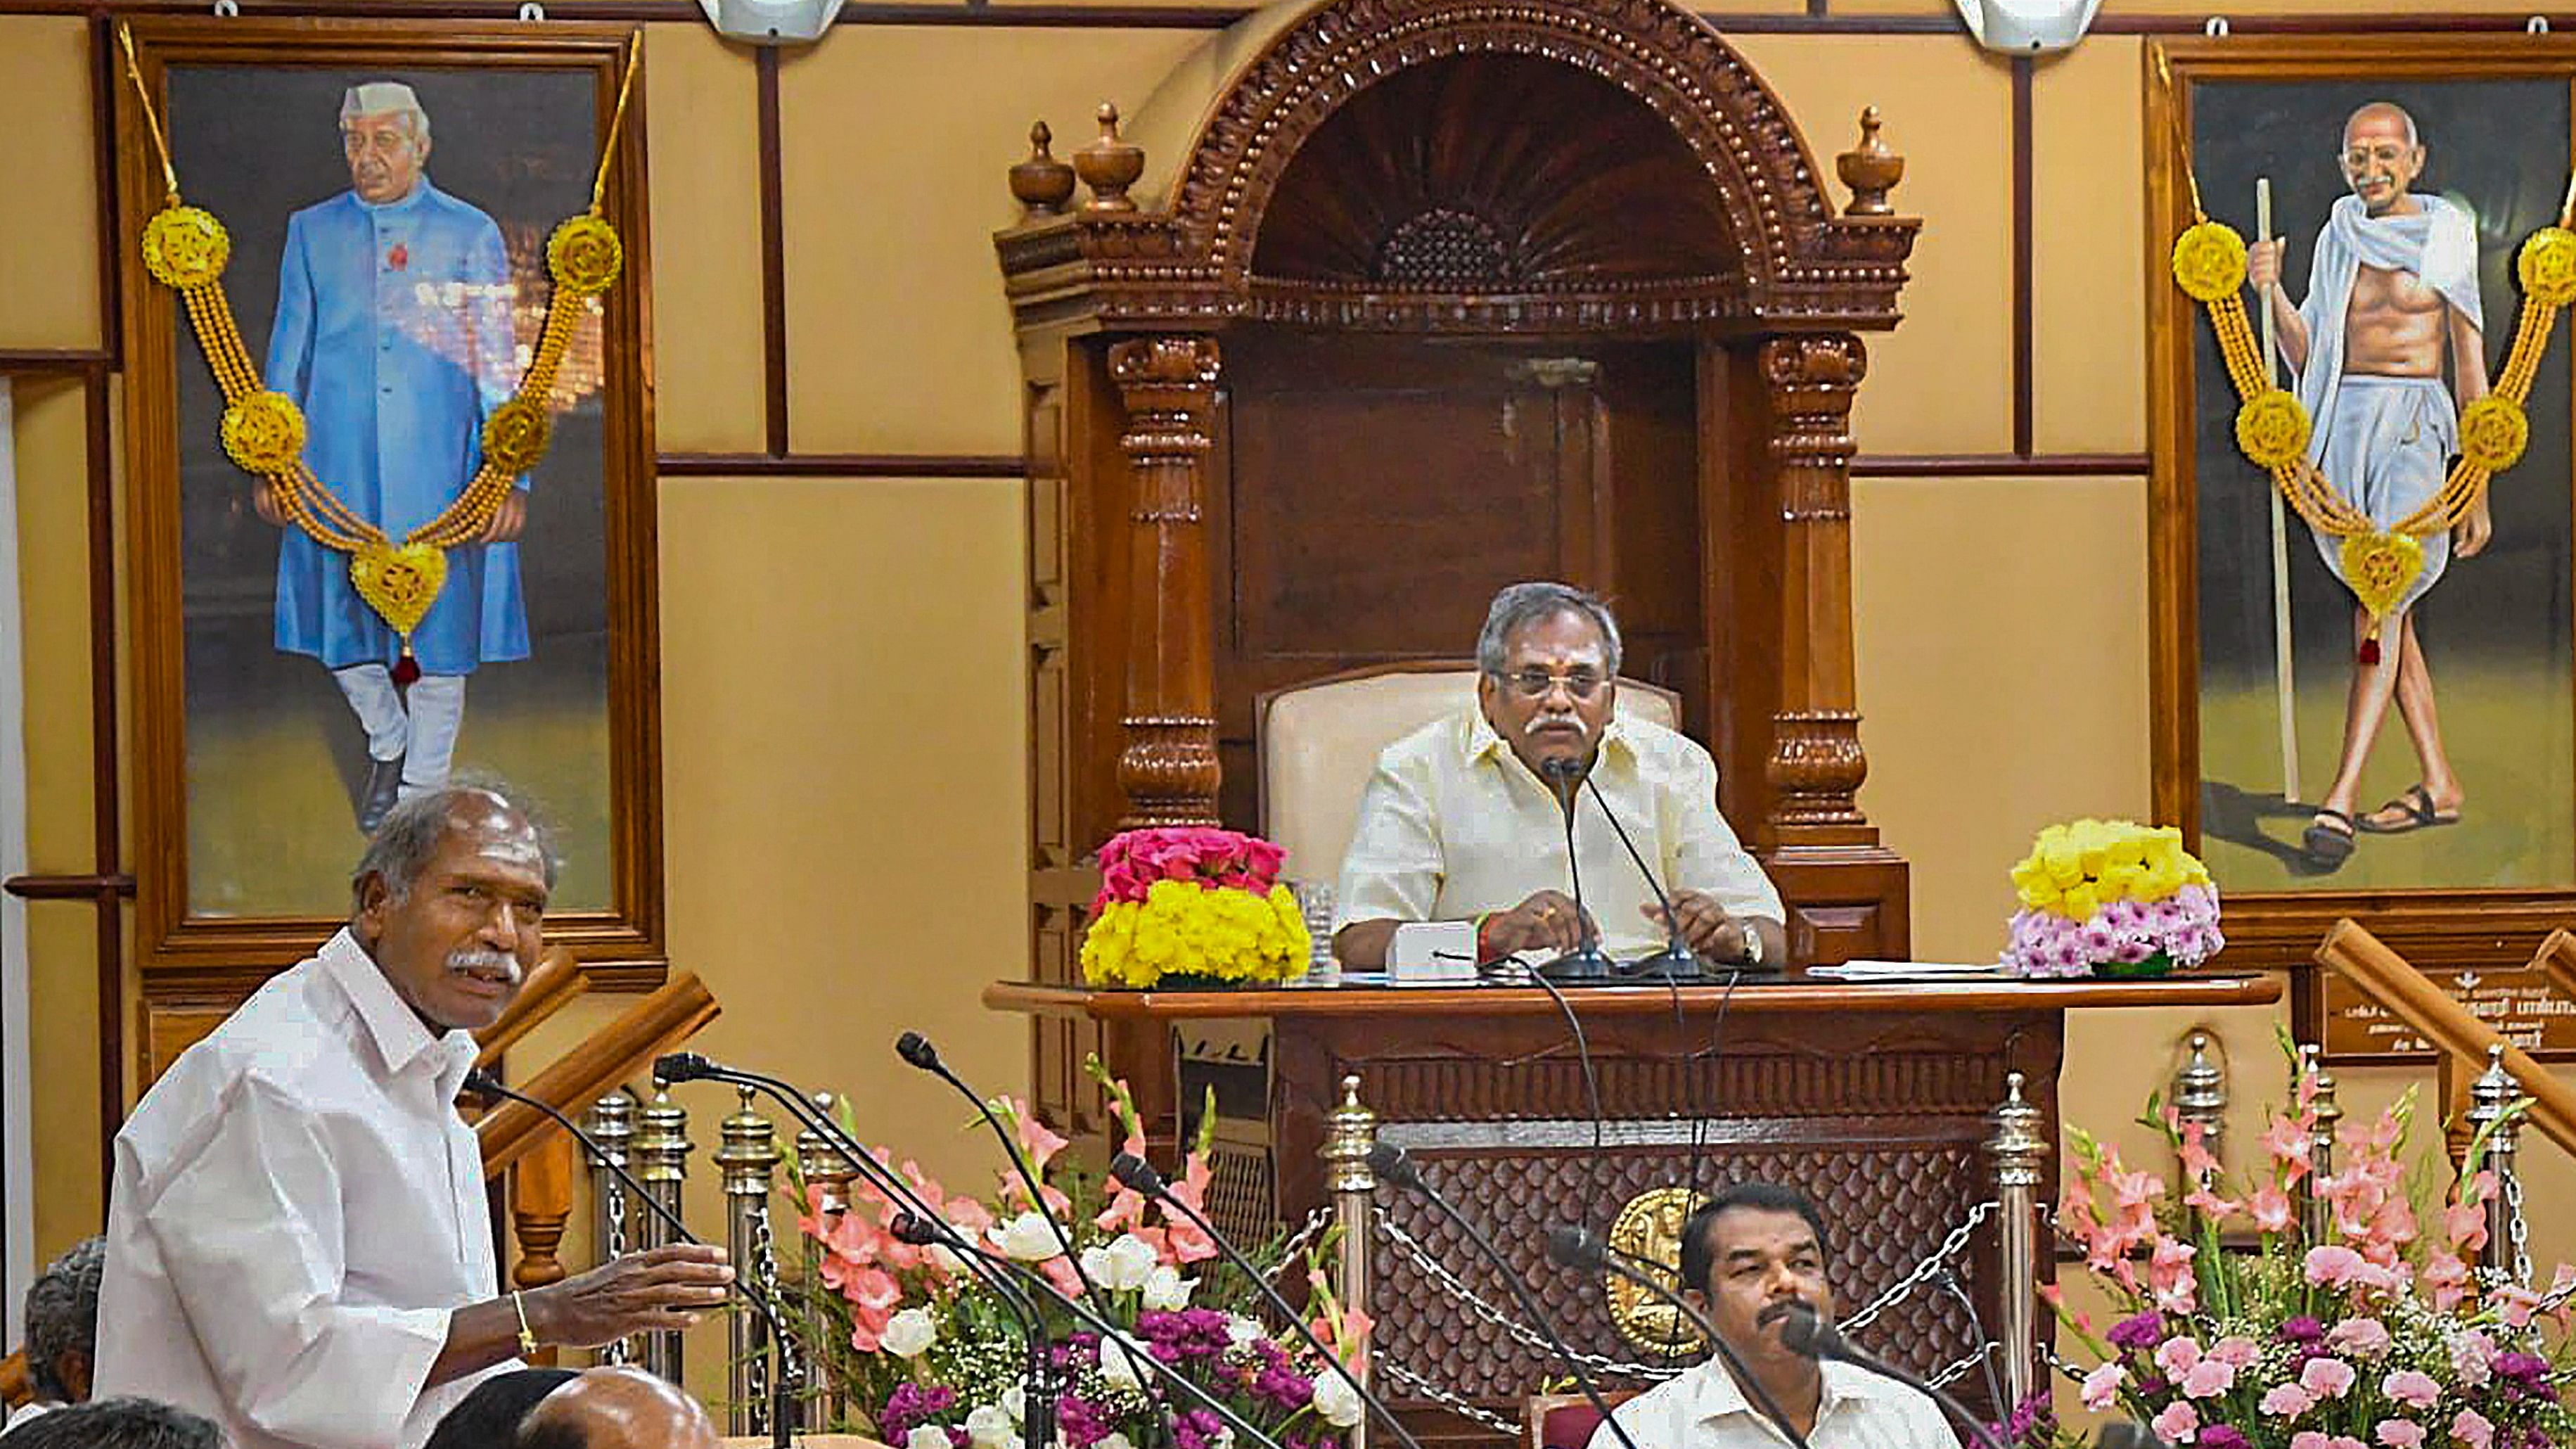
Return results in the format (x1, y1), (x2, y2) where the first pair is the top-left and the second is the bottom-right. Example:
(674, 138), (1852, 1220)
(988, 971), (2279, 1442)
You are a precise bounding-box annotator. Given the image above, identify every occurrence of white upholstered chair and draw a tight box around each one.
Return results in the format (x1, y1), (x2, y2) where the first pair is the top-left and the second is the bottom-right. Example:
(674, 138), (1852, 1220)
(1255, 660), (1682, 887)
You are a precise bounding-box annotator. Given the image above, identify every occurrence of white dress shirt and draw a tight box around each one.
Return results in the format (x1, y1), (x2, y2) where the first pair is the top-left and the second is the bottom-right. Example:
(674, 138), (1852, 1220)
(1333, 707), (1785, 959)
(95, 928), (506, 1449)
(1, 1401), (59, 1435)
(1589, 1356), (1960, 1449)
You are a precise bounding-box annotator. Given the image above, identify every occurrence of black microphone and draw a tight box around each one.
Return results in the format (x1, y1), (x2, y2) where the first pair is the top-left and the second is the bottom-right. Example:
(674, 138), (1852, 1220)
(1536, 755), (1616, 983)
(892, 1211), (1300, 1449)
(1364, 1144), (1640, 1449)
(1106, 1154), (1428, 1449)
(1576, 774), (1702, 983)
(654, 1051), (718, 1083)
(463, 1068), (802, 1449)
(1542, 1227), (1812, 1449)
(892, 1032), (1117, 1320)
(1778, 1303), (2013, 1449)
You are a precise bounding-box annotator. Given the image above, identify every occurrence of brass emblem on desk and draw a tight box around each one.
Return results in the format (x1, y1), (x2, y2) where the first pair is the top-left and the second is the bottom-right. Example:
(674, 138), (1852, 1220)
(1605, 1186), (1706, 1359)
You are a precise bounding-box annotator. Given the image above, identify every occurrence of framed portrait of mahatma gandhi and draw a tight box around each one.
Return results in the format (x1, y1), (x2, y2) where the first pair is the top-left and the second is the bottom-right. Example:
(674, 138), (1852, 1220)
(115, 21), (664, 978)
(2148, 36), (2576, 972)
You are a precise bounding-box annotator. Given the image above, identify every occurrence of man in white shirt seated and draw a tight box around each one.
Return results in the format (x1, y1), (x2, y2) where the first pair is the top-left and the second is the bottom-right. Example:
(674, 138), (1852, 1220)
(1591, 1185), (1959, 1449)
(94, 783), (736, 1449)
(1333, 581), (1786, 971)
(4, 1237), (103, 1435)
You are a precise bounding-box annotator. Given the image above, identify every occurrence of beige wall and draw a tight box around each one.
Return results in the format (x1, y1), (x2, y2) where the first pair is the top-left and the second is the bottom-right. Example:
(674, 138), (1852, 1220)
(5, 0), (2570, 1417)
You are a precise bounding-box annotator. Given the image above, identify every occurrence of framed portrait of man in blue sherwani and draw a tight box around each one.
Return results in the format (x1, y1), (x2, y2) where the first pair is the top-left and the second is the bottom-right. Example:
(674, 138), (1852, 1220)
(117, 23), (665, 979)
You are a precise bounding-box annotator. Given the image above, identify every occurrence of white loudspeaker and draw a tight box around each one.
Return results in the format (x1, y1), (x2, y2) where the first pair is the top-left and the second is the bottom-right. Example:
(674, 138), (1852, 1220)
(696, 0), (844, 45)
(1950, 0), (2103, 52)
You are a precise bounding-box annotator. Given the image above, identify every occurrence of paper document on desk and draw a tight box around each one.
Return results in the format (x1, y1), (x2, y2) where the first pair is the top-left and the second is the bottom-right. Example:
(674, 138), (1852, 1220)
(1807, 959), (2007, 981)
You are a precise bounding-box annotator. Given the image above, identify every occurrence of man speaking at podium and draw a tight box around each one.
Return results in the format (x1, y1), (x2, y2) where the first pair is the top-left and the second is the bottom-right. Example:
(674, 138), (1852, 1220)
(1332, 582), (1785, 971)
(94, 784), (734, 1449)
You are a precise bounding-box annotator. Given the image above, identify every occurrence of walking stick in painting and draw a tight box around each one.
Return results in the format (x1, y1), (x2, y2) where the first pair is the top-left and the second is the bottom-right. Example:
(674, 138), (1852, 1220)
(2256, 177), (2302, 803)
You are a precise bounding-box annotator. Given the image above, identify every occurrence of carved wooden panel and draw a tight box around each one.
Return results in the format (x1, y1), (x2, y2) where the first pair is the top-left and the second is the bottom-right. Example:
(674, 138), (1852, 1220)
(1250, 54), (1738, 288)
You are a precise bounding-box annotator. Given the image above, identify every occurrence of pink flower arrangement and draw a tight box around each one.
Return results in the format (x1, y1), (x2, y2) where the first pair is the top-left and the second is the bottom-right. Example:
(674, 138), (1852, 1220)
(2018, 1033), (2575, 1449)
(1093, 827), (1287, 912)
(1082, 828), (1309, 988)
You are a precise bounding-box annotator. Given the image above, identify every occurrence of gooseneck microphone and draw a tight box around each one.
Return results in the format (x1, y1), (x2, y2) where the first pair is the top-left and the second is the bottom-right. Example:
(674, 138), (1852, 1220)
(1542, 1226), (1812, 1449)
(1537, 755), (1616, 983)
(463, 1068), (802, 1449)
(888, 1211), (1294, 1449)
(1365, 1143), (1641, 1449)
(1576, 774), (1700, 982)
(1778, 1303), (2013, 1449)
(894, 1032), (1116, 1321)
(1106, 1154), (1428, 1449)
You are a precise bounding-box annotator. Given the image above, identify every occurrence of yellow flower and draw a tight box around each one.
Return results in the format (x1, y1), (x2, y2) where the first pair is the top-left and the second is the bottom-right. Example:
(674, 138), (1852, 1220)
(2062, 884), (2100, 922)
(2520, 226), (2576, 307)
(2171, 220), (2248, 302)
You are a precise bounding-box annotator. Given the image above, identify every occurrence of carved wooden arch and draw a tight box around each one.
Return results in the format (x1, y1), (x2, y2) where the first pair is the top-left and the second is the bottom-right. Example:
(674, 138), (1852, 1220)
(1164, 0), (1857, 313)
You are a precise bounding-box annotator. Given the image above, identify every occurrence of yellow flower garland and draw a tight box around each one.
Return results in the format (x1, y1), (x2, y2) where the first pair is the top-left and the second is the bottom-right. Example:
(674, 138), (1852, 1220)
(1080, 879), (1312, 989)
(2008, 818), (2211, 921)
(2173, 200), (2576, 644)
(118, 26), (639, 664)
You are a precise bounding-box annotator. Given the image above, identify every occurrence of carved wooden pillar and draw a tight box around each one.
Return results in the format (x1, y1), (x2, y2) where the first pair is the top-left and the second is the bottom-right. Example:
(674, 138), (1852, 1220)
(509, 1130), (576, 1366)
(1760, 333), (1876, 846)
(1108, 334), (1224, 828)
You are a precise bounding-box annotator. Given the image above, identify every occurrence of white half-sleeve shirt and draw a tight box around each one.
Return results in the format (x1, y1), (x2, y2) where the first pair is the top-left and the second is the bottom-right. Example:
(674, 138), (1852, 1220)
(1333, 707), (1784, 959)
(1589, 1356), (1960, 1449)
(94, 928), (508, 1449)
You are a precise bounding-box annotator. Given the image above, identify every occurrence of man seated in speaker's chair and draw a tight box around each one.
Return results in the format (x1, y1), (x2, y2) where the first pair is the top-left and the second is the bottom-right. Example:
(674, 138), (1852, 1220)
(1331, 581), (1786, 972)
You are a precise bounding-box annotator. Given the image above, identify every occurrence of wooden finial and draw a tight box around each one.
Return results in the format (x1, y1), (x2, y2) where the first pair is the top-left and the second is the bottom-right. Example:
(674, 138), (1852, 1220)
(1075, 101), (1143, 214)
(1011, 120), (1076, 216)
(1836, 106), (1904, 217)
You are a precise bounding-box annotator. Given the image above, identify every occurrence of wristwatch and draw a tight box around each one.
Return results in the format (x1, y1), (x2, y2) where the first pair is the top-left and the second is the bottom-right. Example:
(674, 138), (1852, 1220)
(1738, 920), (1764, 968)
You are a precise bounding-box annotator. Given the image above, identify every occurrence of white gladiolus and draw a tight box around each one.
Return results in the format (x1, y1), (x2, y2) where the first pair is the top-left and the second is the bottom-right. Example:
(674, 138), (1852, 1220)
(1100, 1233), (1160, 1291)
(994, 1211), (1062, 1262)
(907, 1428), (951, 1449)
(1224, 1315), (1265, 1347)
(1311, 1372), (1365, 1429)
(882, 1307), (937, 1358)
(1097, 1435), (1135, 1449)
(1139, 1264), (1197, 1310)
(967, 1405), (1013, 1448)
(1097, 1334), (1149, 1391)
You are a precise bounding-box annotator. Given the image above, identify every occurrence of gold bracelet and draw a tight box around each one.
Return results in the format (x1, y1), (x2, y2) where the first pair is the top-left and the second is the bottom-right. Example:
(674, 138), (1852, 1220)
(511, 1289), (539, 1356)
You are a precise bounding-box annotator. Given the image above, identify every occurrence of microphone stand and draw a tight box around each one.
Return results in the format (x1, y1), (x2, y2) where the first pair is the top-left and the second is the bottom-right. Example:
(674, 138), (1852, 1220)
(651, 1056), (1055, 1444)
(465, 1069), (802, 1449)
(1106, 1153), (1430, 1449)
(1542, 1226), (1812, 1449)
(1537, 756), (1616, 983)
(893, 1213), (1299, 1449)
(1366, 1144), (1641, 1449)
(1780, 1304), (2014, 1449)
(1577, 774), (1701, 983)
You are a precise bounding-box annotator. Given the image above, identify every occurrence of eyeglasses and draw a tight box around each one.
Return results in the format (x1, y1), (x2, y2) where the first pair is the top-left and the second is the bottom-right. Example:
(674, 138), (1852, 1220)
(1499, 668), (1608, 701)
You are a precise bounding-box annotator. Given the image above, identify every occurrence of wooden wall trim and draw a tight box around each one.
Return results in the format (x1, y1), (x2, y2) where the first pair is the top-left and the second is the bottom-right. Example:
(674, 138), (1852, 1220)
(656, 451), (1024, 478)
(756, 46), (788, 458)
(2009, 55), (2034, 459)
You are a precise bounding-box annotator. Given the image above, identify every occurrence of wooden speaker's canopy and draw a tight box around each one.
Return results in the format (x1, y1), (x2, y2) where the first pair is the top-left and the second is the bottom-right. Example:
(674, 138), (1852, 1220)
(997, 0), (1917, 336)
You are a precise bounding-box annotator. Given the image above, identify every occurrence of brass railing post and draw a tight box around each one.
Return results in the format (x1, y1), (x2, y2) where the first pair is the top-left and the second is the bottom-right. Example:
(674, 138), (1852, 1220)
(2300, 1044), (2342, 1244)
(1984, 1071), (2047, 1408)
(715, 1085), (786, 1436)
(796, 1094), (856, 1424)
(2466, 1044), (2528, 1281)
(584, 1088), (637, 1367)
(634, 1081), (693, 1381)
(1319, 1074), (1377, 1449)
(2172, 1030), (2226, 1192)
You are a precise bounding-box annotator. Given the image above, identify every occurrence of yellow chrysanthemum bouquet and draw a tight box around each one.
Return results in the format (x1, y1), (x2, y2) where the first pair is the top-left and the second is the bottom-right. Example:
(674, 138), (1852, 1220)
(2002, 819), (2222, 978)
(1079, 828), (1311, 988)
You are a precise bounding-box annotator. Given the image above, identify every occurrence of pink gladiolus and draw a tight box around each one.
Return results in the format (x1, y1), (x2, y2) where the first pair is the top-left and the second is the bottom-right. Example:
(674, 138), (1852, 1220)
(2376, 1422), (2425, 1449)
(2306, 1245), (2366, 1287)
(2149, 1237), (2200, 1311)
(2208, 1336), (2262, 1369)
(2302, 1358), (2357, 1400)
(2181, 1359), (2237, 1399)
(2291, 1435), (2333, 1449)
(2423, 1251), (2471, 1313)
(1011, 1104), (1069, 1181)
(2383, 1372), (2442, 1410)
(2082, 1362), (2127, 1412)
(2264, 1384), (2318, 1418)
(2448, 1409), (2492, 1449)
(1160, 1151), (1220, 1264)
(1039, 1253), (1084, 1303)
(2264, 1113), (2317, 1185)
(2492, 1284), (2543, 1329)
(2153, 1401), (2200, 1445)
(2326, 1318), (2392, 1359)
(2251, 1184), (2297, 1234)
(2179, 1121), (2221, 1183)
